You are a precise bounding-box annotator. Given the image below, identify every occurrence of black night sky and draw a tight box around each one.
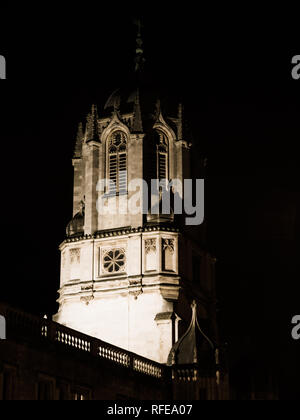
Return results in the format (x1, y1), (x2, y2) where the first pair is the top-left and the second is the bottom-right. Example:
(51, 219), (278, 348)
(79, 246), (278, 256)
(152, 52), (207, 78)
(1, 7), (299, 399)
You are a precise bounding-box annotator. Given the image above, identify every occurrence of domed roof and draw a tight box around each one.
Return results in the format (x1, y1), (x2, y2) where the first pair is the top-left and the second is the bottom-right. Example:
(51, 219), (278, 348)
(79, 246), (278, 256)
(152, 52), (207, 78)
(103, 83), (180, 130)
(105, 84), (163, 112)
(104, 87), (137, 110)
(167, 301), (216, 369)
(66, 211), (84, 238)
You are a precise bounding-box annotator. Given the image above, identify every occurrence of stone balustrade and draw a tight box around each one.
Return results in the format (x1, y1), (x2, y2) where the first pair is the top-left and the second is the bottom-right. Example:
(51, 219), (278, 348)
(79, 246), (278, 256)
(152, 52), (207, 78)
(0, 302), (166, 380)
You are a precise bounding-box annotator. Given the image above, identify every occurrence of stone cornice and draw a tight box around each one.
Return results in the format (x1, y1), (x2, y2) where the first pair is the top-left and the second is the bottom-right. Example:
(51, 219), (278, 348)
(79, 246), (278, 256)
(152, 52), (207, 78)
(60, 225), (180, 249)
(58, 275), (181, 302)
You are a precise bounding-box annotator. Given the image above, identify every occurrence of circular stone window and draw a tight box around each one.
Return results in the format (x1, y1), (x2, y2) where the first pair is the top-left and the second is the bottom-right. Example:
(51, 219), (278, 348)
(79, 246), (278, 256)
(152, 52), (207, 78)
(103, 249), (126, 273)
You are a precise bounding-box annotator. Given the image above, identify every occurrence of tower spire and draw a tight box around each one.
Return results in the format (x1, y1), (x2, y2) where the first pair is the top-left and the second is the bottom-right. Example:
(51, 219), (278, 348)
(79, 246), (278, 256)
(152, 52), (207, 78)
(134, 18), (145, 73)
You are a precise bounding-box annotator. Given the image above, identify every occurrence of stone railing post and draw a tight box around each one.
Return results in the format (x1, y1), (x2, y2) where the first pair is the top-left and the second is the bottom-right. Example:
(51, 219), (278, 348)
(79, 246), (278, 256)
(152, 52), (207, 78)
(48, 322), (57, 342)
(129, 353), (134, 370)
(90, 338), (99, 357)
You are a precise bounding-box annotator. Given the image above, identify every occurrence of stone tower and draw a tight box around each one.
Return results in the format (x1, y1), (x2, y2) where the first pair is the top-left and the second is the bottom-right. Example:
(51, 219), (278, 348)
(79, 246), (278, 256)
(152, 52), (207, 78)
(53, 27), (218, 364)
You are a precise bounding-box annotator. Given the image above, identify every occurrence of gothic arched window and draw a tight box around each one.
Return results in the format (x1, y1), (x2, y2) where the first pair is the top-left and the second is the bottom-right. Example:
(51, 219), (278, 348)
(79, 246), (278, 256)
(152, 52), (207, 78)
(156, 131), (168, 181)
(108, 131), (127, 194)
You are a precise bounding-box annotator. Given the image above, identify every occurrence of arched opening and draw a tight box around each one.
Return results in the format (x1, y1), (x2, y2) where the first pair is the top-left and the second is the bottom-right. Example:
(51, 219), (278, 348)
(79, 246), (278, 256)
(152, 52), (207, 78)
(107, 131), (127, 194)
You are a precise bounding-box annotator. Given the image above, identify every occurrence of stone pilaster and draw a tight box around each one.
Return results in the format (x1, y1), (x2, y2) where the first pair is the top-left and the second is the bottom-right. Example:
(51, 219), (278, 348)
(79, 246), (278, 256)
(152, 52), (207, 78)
(84, 141), (100, 235)
(72, 158), (83, 216)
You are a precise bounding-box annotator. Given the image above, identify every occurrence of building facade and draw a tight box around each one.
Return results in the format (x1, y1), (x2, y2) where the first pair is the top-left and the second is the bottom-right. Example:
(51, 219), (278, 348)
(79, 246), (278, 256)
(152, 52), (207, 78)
(53, 85), (218, 365)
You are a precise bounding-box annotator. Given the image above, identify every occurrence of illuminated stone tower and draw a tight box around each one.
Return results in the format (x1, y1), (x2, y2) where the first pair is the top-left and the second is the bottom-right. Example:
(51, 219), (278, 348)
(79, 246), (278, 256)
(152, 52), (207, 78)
(53, 25), (218, 364)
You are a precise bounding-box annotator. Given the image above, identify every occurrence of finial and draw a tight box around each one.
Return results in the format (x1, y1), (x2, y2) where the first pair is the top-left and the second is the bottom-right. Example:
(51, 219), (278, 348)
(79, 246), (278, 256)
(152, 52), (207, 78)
(132, 88), (143, 132)
(74, 122), (84, 158)
(191, 300), (200, 331)
(134, 18), (145, 73)
(178, 104), (183, 141)
(153, 99), (161, 121)
(113, 95), (121, 113)
(79, 197), (85, 215)
(191, 300), (197, 322)
(86, 104), (100, 143)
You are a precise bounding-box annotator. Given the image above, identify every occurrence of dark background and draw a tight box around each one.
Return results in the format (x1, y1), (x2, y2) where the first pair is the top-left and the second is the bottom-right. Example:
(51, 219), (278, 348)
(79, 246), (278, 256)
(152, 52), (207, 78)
(1, 7), (299, 399)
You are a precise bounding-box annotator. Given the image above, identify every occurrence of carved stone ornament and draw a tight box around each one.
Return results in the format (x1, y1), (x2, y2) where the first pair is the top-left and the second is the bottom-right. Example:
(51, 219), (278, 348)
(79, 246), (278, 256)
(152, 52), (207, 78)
(103, 248), (126, 273)
(162, 239), (175, 254)
(145, 239), (157, 254)
(70, 248), (80, 264)
(80, 296), (94, 306)
(129, 289), (143, 300)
